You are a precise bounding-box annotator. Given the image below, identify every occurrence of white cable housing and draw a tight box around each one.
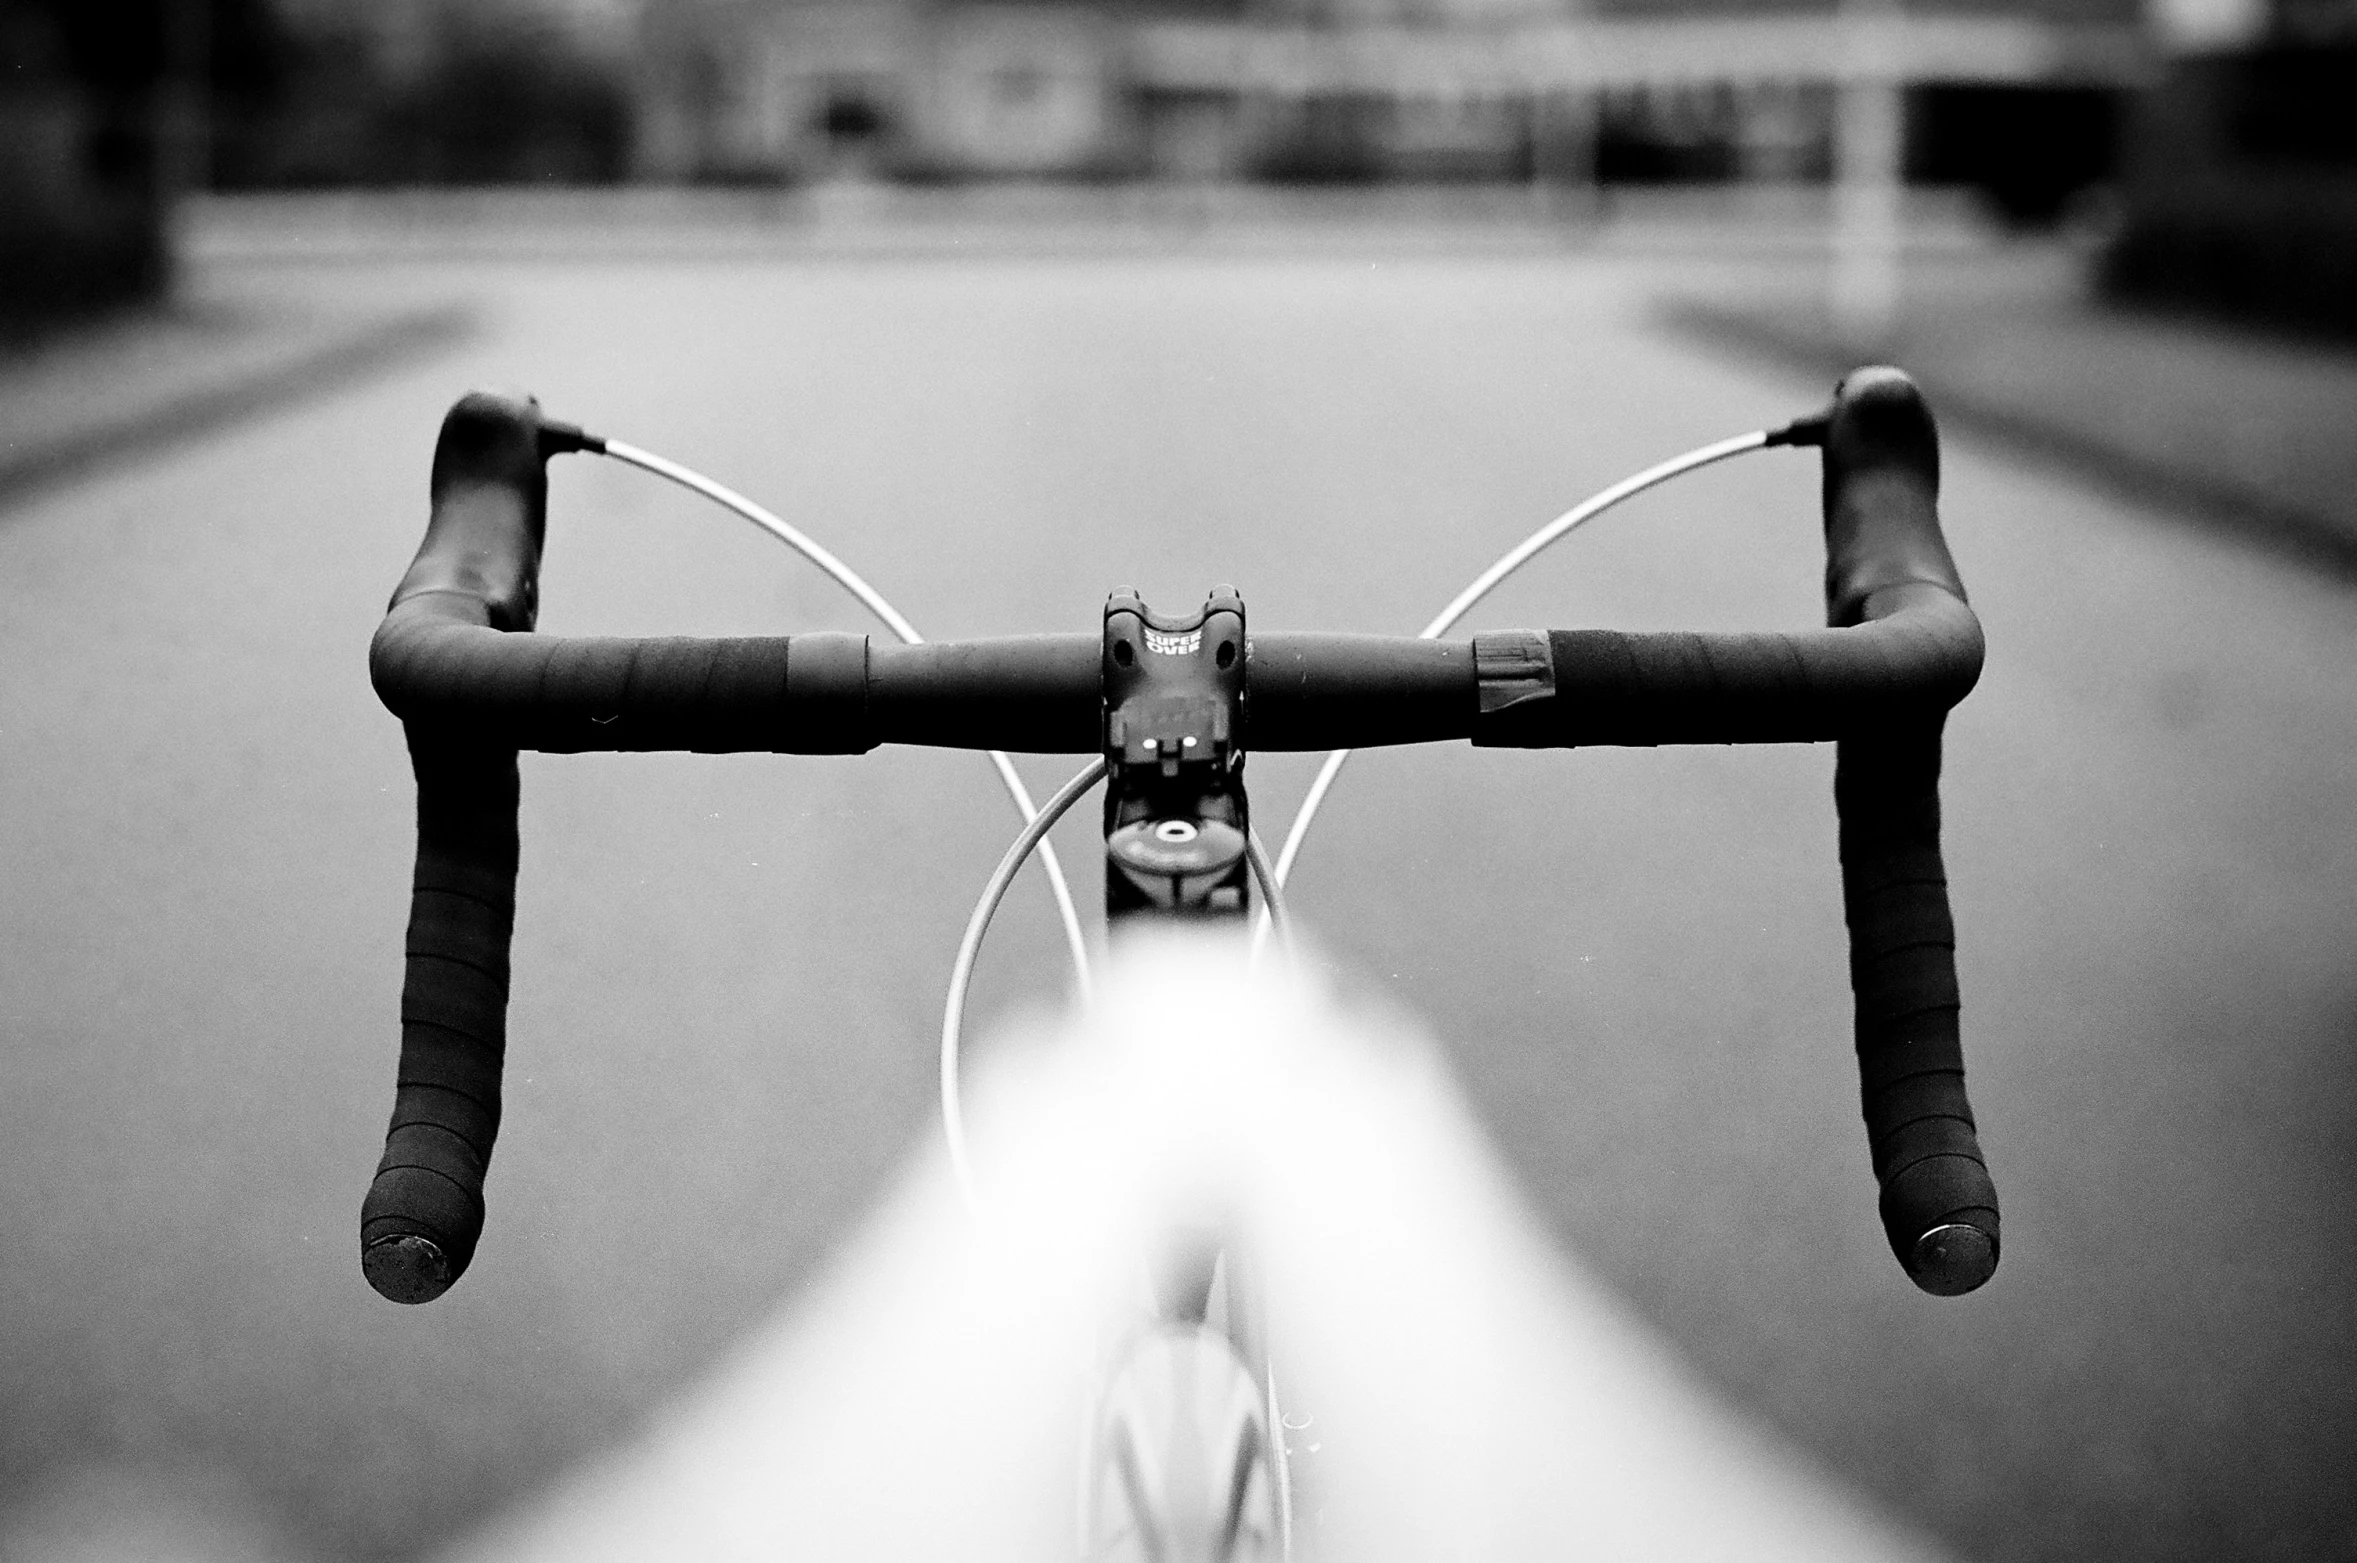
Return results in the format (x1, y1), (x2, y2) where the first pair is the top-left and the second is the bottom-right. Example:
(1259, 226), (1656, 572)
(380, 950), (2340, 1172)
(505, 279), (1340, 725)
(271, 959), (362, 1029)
(1258, 430), (1771, 947)
(597, 438), (1093, 998)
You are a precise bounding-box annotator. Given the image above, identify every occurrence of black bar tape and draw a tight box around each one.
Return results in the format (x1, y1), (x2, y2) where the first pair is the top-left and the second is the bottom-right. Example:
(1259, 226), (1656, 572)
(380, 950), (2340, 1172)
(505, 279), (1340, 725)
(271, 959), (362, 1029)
(1469, 596), (1982, 748)
(1837, 725), (1996, 1293)
(371, 614), (878, 754)
(375, 603), (1987, 759)
(1823, 369), (1998, 1296)
(374, 617), (1116, 756)
(362, 390), (555, 1305)
(361, 732), (518, 1304)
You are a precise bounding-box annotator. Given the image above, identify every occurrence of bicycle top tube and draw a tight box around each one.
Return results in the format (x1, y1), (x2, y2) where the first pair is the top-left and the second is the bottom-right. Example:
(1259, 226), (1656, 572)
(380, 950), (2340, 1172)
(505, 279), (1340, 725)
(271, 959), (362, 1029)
(360, 367), (2000, 1314)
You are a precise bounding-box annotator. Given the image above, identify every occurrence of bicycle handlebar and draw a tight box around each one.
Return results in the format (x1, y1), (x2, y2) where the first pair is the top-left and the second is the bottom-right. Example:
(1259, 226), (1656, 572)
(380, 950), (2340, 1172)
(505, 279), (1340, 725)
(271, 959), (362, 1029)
(360, 371), (2000, 1305)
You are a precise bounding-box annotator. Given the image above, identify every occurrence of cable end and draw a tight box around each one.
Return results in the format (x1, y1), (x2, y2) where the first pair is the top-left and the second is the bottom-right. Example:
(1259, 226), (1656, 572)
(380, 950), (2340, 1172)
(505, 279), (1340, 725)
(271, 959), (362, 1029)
(1764, 409), (1831, 448)
(536, 420), (607, 458)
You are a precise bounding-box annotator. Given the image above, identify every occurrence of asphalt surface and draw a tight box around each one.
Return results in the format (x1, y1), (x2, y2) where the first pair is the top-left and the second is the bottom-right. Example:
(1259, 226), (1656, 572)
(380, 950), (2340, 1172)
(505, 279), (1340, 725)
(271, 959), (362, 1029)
(3, 232), (2353, 1562)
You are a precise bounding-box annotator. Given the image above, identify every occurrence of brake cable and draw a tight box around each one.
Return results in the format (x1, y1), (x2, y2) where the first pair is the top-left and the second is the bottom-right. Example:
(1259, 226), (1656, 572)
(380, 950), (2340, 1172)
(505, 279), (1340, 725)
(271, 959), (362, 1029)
(1254, 428), (1777, 952)
(597, 423), (1797, 1210)
(942, 426), (1785, 1206)
(936, 761), (1294, 1210)
(593, 439), (1095, 1000)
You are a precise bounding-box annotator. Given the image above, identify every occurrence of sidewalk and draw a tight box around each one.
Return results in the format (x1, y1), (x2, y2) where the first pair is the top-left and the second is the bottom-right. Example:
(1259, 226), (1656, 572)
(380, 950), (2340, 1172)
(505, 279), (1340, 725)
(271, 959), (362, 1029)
(18, 193), (2351, 582)
(183, 183), (1596, 263)
(0, 273), (469, 508)
(182, 183), (1999, 264)
(1659, 242), (2357, 576)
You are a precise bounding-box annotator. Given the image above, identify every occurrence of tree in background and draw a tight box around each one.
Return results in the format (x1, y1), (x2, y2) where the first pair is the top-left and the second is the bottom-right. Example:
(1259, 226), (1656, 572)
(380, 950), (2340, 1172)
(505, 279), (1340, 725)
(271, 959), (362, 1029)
(216, 0), (633, 187)
(0, 0), (279, 331)
(2102, 25), (2357, 336)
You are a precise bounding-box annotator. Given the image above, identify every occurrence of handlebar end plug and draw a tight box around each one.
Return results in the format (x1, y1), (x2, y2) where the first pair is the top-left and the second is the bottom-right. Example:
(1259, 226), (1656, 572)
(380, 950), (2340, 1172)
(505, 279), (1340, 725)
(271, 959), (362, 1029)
(1905, 1222), (1997, 1297)
(363, 1233), (455, 1306)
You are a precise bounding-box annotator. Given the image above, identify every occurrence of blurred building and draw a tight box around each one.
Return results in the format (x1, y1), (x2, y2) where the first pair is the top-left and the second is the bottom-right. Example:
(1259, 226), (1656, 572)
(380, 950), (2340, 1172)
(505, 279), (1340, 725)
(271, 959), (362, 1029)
(633, 0), (1138, 181)
(626, 0), (2146, 212)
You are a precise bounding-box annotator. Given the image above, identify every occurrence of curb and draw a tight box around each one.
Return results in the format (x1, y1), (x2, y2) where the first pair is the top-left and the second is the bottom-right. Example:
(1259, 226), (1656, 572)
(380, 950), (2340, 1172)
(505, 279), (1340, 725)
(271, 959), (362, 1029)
(1665, 300), (2357, 585)
(0, 303), (474, 510)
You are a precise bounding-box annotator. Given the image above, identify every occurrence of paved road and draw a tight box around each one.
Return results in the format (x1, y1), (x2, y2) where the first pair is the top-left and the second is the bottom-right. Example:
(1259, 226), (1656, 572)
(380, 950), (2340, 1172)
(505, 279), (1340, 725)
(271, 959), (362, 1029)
(3, 234), (2353, 1562)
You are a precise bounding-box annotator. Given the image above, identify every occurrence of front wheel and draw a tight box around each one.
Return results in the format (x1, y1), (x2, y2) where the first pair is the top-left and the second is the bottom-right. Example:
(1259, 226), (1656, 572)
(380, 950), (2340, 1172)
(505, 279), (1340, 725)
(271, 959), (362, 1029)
(1086, 1323), (1285, 1563)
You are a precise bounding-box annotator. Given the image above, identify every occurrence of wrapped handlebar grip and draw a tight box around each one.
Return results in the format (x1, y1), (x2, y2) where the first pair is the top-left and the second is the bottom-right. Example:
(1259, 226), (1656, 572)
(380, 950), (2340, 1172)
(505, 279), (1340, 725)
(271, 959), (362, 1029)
(360, 737), (518, 1302)
(362, 392), (570, 1303)
(1822, 369), (2000, 1295)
